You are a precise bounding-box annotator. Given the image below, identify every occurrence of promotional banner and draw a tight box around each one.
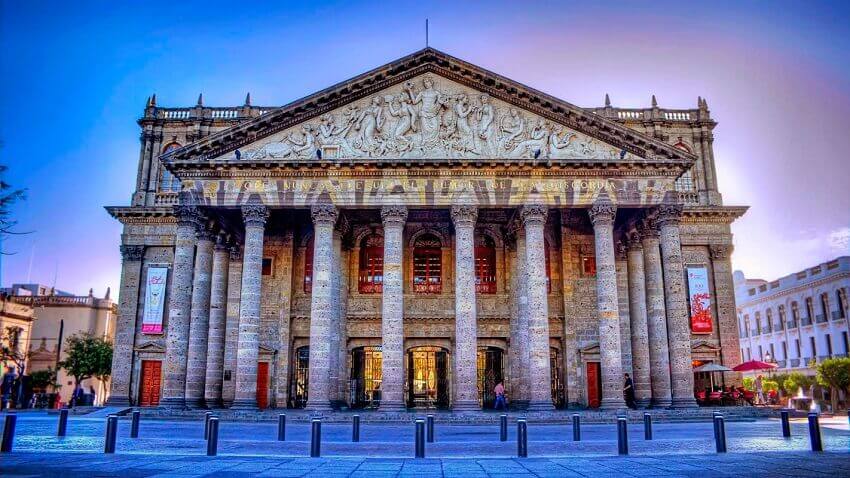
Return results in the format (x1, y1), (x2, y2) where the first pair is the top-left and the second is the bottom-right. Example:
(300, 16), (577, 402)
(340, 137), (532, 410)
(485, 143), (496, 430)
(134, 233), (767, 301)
(141, 267), (168, 334)
(686, 266), (713, 334)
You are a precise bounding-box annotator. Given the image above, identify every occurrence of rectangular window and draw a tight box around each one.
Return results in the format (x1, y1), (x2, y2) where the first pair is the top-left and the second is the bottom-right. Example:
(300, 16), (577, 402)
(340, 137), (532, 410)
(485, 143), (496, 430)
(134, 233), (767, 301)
(262, 258), (273, 276)
(582, 256), (596, 276)
(810, 337), (817, 358)
(782, 341), (788, 360)
(413, 248), (442, 294)
(358, 246), (384, 294)
(474, 246), (497, 294)
(795, 339), (801, 358)
(826, 334), (833, 356)
(843, 332), (849, 354)
(769, 343), (775, 361)
(758, 345), (763, 360)
(304, 245), (314, 293)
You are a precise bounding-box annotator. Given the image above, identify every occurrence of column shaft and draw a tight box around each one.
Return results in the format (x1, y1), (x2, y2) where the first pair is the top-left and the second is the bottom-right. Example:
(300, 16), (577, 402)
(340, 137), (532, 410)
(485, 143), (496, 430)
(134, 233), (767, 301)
(640, 218), (673, 407)
(184, 228), (215, 408)
(710, 245), (743, 387)
(626, 233), (652, 407)
(204, 238), (230, 407)
(306, 204), (337, 411)
(106, 245), (144, 406)
(380, 206), (407, 410)
(221, 247), (242, 407)
(451, 205), (479, 411)
(508, 230), (530, 405)
(523, 205), (554, 411)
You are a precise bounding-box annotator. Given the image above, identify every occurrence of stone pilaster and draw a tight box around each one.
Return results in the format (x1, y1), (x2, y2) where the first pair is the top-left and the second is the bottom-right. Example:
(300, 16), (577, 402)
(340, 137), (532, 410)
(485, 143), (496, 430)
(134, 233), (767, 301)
(161, 205), (200, 408)
(639, 217), (672, 407)
(451, 204), (480, 411)
(221, 246), (242, 407)
(231, 204), (269, 409)
(204, 235), (230, 408)
(106, 244), (145, 406)
(626, 231), (652, 407)
(522, 204), (554, 411)
(273, 231), (295, 407)
(616, 242), (632, 377)
(327, 229), (342, 403)
(507, 225), (530, 405)
(380, 205), (407, 411)
(184, 224), (215, 408)
(710, 245), (742, 386)
(656, 205), (698, 408)
(589, 203), (626, 410)
(306, 203), (338, 411)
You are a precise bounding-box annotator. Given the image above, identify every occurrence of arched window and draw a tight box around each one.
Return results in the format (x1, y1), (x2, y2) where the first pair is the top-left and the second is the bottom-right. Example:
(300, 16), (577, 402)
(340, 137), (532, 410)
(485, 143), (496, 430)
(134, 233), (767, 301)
(766, 308), (774, 332)
(820, 293), (829, 321)
(837, 289), (848, 319)
(304, 237), (314, 293)
(778, 305), (788, 328)
(412, 234), (442, 294)
(755, 312), (762, 334)
(791, 301), (800, 325)
(159, 143), (182, 192)
(358, 234), (384, 294)
(474, 235), (496, 294)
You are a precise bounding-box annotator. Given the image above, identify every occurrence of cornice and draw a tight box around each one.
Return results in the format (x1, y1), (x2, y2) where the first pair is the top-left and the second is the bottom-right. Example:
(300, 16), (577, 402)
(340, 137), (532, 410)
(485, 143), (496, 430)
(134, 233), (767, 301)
(681, 206), (748, 224)
(105, 206), (177, 225)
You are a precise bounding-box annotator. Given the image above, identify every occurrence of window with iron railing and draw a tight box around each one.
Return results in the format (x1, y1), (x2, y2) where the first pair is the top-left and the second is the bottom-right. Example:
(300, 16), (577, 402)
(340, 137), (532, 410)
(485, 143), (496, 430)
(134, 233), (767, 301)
(304, 239), (314, 293)
(358, 235), (384, 294)
(474, 245), (496, 294)
(412, 234), (442, 294)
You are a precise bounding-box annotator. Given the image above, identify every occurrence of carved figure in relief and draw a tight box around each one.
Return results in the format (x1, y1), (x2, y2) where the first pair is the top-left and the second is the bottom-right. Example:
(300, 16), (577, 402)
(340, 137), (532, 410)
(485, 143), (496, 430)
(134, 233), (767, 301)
(451, 94), (477, 153)
(499, 108), (525, 151)
(318, 113), (358, 157)
(286, 124), (318, 158)
(507, 119), (550, 158)
(353, 97), (386, 155)
(475, 94), (498, 156)
(385, 93), (417, 152)
(406, 76), (445, 148)
(548, 125), (578, 158)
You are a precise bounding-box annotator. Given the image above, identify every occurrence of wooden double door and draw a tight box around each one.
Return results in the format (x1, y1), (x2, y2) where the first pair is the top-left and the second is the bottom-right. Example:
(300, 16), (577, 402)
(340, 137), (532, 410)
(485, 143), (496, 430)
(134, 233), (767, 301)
(139, 360), (162, 406)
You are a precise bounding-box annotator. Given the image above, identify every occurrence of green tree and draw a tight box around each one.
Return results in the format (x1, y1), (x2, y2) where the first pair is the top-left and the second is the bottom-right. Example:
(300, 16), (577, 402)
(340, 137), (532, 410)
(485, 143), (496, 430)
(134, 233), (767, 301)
(783, 372), (817, 396)
(58, 333), (113, 388)
(816, 357), (850, 412)
(0, 157), (27, 242)
(0, 326), (27, 374)
(29, 367), (58, 392)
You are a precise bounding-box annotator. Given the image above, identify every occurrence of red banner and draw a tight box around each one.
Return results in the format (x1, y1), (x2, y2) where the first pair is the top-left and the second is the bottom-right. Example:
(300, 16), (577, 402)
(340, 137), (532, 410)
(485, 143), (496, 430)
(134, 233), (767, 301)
(687, 266), (713, 334)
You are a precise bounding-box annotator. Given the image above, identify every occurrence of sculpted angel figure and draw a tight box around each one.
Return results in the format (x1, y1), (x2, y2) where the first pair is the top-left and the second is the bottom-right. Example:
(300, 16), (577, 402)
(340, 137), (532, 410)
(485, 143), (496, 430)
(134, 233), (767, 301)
(475, 94), (497, 155)
(500, 108), (525, 151)
(286, 124), (318, 159)
(507, 119), (550, 158)
(353, 96), (386, 154)
(547, 125), (578, 158)
(452, 93), (477, 153)
(317, 113), (358, 158)
(406, 76), (445, 148)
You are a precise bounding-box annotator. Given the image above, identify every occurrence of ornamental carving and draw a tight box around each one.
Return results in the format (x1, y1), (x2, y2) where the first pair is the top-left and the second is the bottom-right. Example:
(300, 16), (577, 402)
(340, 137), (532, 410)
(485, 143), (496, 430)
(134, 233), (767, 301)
(709, 244), (733, 260)
(655, 203), (684, 227)
(636, 216), (659, 239)
(588, 203), (616, 226)
(310, 203), (338, 225)
(520, 204), (548, 226)
(120, 245), (145, 261)
(214, 232), (230, 251)
(625, 230), (643, 251)
(224, 75), (635, 162)
(229, 245), (242, 261)
(242, 204), (269, 227)
(173, 205), (202, 227)
(380, 205), (408, 226)
(450, 204), (478, 227)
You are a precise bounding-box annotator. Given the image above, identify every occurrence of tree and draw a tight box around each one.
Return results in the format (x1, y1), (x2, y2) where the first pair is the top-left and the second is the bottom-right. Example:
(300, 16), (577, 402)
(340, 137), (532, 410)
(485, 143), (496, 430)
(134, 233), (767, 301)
(816, 357), (850, 412)
(0, 326), (27, 374)
(58, 333), (113, 388)
(29, 367), (59, 392)
(783, 372), (817, 396)
(0, 158), (27, 242)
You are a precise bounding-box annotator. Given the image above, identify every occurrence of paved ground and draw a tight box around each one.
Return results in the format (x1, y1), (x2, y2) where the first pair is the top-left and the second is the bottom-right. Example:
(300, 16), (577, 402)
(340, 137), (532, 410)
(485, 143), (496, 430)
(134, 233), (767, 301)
(2, 413), (849, 476)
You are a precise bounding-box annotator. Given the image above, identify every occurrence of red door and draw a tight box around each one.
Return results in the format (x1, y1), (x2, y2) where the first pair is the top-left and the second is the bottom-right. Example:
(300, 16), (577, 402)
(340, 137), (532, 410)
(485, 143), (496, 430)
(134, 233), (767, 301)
(139, 360), (162, 406)
(256, 362), (270, 409)
(586, 362), (601, 408)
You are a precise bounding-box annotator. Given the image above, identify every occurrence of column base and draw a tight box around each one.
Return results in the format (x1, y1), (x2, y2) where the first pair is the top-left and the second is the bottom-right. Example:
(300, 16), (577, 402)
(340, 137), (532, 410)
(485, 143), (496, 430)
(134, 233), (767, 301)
(229, 398), (258, 410)
(599, 397), (627, 410)
(452, 400), (480, 412)
(305, 400), (333, 412)
(527, 400), (555, 412)
(185, 398), (207, 410)
(105, 396), (131, 407)
(651, 396), (672, 408)
(379, 400), (406, 412)
(204, 398), (224, 409)
(635, 398), (652, 409)
(670, 396), (699, 409)
(158, 397), (187, 410)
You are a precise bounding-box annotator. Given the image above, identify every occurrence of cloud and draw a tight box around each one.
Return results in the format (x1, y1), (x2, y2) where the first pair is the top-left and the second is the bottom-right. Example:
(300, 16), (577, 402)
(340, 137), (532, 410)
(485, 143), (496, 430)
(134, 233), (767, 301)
(828, 227), (850, 254)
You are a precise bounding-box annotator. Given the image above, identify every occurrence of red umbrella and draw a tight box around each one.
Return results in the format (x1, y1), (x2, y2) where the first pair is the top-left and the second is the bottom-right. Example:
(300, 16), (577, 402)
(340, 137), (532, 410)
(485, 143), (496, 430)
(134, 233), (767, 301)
(732, 360), (778, 372)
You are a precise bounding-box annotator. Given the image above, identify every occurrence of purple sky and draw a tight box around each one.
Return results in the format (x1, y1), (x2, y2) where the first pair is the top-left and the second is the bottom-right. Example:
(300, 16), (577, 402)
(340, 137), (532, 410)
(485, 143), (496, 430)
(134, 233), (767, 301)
(1, 1), (848, 296)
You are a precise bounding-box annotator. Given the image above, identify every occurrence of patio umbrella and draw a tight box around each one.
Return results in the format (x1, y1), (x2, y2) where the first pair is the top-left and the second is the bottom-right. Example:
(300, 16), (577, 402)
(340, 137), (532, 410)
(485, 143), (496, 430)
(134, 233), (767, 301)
(732, 360), (778, 372)
(694, 363), (733, 391)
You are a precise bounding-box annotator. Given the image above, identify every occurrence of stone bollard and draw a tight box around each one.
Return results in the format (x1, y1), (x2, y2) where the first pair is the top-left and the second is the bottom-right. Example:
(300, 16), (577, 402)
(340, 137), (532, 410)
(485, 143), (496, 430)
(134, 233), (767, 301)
(572, 414), (581, 441)
(204, 411), (213, 440)
(415, 418), (426, 458)
(426, 414), (435, 443)
(643, 412), (652, 440)
(780, 410), (791, 438)
(352, 415), (360, 442)
(1, 413), (17, 453)
(310, 419), (322, 458)
(57, 408), (69, 437)
(517, 418), (528, 458)
(617, 417), (628, 455)
(807, 413), (823, 452)
(130, 410), (141, 438)
(104, 415), (118, 454)
(499, 414), (508, 442)
(278, 414), (286, 441)
(713, 415), (727, 453)
(206, 417), (219, 456)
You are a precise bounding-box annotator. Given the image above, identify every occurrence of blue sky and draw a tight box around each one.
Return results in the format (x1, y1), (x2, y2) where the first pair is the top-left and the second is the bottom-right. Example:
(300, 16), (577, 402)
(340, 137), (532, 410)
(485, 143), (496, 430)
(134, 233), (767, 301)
(1, 1), (849, 295)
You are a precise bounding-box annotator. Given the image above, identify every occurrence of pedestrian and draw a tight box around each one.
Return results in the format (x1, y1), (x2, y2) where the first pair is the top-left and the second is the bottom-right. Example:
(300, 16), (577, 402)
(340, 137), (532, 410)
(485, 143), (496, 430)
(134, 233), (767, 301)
(754, 375), (764, 405)
(1, 366), (16, 410)
(89, 385), (96, 406)
(71, 383), (83, 408)
(493, 381), (506, 410)
(623, 373), (636, 409)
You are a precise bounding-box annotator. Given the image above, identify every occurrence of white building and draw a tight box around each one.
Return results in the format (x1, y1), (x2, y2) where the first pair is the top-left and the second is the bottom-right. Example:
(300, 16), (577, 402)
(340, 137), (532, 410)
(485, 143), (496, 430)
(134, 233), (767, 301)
(735, 256), (850, 378)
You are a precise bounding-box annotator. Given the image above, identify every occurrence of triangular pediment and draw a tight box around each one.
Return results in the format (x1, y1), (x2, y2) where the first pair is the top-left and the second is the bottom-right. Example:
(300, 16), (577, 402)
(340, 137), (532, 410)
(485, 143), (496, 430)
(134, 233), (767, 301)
(165, 48), (694, 165)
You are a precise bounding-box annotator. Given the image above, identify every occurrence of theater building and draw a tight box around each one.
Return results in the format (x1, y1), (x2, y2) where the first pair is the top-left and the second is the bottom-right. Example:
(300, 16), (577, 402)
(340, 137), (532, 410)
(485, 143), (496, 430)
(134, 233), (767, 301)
(106, 48), (745, 411)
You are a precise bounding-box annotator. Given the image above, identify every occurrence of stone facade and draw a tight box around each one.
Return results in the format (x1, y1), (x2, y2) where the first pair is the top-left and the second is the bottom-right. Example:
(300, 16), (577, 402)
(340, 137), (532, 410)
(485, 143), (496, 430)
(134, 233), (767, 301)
(106, 48), (746, 411)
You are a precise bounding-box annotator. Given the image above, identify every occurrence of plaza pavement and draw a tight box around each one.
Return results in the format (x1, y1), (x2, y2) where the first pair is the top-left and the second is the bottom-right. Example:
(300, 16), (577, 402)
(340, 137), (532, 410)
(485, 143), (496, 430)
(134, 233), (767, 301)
(1, 412), (849, 476)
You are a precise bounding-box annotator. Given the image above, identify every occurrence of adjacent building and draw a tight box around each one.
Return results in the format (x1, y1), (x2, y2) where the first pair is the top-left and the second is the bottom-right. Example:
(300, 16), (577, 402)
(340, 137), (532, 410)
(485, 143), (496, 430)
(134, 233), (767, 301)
(106, 48), (746, 411)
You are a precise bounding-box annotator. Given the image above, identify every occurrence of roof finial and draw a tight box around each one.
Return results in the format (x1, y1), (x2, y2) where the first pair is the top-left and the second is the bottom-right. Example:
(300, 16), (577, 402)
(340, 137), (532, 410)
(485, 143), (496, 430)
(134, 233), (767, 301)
(150, 94), (157, 106)
(425, 19), (429, 48)
(145, 96), (152, 108)
(701, 97), (709, 110)
(197, 93), (204, 106)
(651, 94), (658, 107)
(604, 93), (611, 107)
(244, 92), (252, 106)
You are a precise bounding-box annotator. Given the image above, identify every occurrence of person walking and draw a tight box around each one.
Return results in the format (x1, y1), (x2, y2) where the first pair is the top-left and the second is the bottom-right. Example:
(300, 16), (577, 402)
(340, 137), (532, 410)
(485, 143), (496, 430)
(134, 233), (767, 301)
(623, 373), (637, 409)
(493, 381), (506, 410)
(754, 374), (765, 405)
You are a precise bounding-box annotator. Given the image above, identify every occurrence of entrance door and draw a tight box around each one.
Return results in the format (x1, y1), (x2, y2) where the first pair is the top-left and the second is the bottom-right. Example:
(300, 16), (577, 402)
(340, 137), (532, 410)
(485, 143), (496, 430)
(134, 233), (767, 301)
(477, 347), (504, 408)
(290, 346), (309, 408)
(256, 362), (269, 409)
(407, 346), (449, 409)
(550, 348), (565, 408)
(586, 362), (601, 408)
(350, 346), (382, 409)
(139, 360), (162, 406)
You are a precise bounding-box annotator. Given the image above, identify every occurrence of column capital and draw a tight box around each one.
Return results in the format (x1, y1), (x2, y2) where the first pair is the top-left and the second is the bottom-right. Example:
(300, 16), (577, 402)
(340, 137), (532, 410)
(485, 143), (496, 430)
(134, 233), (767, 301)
(195, 221), (217, 242)
(214, 232), (230, 252)
(242, 204), (269, 227)
(120, 245), (145, 262)
(336, 211), (351, 236)
(709, 244), (733, 260)
(615, 240), (628, 261)
(380, 205), (408, 227)
(588, 203), (616, 227)
(655, 204), (683, 227)
(520, 204), (548, 227)
(311, 203), (338, 226)
(229, 245), (243, 261)
(625, 229), (643, 251)
(174, 205), (202, 227)
(636, 215), (660, 239)
(451, 204), (478, 227)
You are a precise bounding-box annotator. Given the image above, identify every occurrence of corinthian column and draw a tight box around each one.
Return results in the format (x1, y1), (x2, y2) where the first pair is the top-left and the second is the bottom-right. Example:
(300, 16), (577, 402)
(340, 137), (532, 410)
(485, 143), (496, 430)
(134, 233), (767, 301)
(306, 203), (338, 411)
(380, 205), (407, 411)
(626, 230), (652, 407)
(161, 205), (200, 409)
(106, 244), (145, 406)
(639, 217), (672, 407)
(656, 204), (697, 408)
(231, 204), (269, 410)
(184, 223), (215, 408)
(710, 245), (742, 386)
(204, 234), (230, 408)
(507, 226), (529, 405)
(451, 204), (479, 411)
(589, 203), (626, 410)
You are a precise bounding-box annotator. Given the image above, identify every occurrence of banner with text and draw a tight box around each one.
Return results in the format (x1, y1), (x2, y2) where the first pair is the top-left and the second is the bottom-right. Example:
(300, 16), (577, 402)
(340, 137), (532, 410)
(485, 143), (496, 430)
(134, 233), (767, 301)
(142, 267), (168, 334)
(687, 266), (713, 334)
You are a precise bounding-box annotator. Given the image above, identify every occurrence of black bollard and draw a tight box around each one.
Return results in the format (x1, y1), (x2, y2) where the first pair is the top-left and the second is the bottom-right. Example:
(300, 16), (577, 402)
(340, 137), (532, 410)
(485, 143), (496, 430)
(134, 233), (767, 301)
(643, 412), (652, 440)
(57, 408), (69, 437)
(204, 411), (213, 440)
(780, 409), (791, 438)
(572, 414), (581, 441)
(713, 415), (727, 453)
(415, 418), (426, 458)
(517, 418), (528, 458)
(617, 417), (628, 455)
(352, 415), (360, 442)
(499, 414), (508, 442)
(206, 417), (219, 456)
(807, 413), (823, 452)
(426, 414), (435, 443)
(1, 413), (17, 453)
(277, 414), (286, 441)
(104, 415), (118, 454)
(310, 419), (322, 458)
(130, 410), (140, 438)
